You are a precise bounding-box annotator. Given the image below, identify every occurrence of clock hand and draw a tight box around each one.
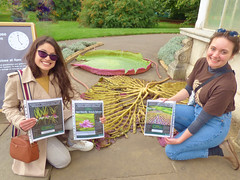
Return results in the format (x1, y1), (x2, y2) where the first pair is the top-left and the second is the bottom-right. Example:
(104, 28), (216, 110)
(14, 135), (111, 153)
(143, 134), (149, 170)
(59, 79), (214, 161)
(17, 34), (23, 45)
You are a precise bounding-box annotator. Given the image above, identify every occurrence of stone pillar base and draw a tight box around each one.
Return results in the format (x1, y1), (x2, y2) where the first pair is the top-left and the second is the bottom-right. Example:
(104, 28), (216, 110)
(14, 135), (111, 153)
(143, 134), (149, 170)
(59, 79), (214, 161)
(166, 38), (193, 80)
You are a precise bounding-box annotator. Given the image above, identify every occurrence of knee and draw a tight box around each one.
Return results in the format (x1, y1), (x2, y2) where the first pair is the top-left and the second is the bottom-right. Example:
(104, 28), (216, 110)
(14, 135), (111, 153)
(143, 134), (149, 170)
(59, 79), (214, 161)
(165, 145), (177, 160)
(53, 155), (71, 169)
(47, 137), (71, 168)
(47, 149), (71, 168)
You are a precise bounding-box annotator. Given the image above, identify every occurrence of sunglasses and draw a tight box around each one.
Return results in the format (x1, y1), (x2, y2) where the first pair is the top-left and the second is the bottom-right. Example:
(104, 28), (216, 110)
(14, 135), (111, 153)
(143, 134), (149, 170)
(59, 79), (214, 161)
(37, 50), (58, 61)
(217, 28), (240, 37)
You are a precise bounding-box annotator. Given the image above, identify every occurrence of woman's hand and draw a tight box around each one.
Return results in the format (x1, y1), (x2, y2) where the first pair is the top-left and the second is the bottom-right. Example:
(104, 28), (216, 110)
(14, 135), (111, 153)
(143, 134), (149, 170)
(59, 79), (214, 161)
(100, 116), (106, 124)
(165, 129), (193, 145)
(19, 118), (37, 131)
(164, 137), (182, 145)
(158, 98), (168, 102)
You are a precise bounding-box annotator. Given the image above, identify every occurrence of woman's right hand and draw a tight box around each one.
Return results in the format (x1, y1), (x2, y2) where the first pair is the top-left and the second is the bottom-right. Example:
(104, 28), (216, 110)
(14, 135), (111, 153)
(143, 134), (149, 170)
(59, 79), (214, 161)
(19, 118), (37, 131)
(158, 98), (168, 102)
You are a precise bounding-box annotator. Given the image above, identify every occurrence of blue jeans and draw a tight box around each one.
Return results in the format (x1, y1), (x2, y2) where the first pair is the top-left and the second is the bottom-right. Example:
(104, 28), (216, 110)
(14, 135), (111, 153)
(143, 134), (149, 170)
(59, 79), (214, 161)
(165, 104), (231, 160)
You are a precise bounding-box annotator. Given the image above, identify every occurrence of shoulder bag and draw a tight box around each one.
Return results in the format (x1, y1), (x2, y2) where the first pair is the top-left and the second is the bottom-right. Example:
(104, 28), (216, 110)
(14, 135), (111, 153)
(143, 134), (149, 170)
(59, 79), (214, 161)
(10, 70), (39, 163)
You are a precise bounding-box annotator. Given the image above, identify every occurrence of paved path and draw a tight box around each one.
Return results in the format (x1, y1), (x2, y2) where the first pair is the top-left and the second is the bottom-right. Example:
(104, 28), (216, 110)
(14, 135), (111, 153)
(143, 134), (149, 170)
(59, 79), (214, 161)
(0, 34), (239, 180)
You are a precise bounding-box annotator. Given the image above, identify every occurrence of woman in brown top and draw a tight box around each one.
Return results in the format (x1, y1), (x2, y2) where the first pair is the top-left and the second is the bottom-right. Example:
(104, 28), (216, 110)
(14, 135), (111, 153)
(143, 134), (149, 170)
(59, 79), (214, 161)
(160, 29), (240, 170)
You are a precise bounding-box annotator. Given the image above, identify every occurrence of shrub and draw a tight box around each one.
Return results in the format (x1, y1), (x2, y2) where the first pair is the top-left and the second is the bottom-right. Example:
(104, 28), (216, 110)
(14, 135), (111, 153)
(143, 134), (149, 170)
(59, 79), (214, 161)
(69, 43), (86, 52)
(176, 0), (200, 24)
(36, 0), (55, 21)
(20, 0), (81, 21)
(21, 0), (38, 11)
(58, 42), (68, 49)
(52, 0), (82, 21)
(62, 48), (74, 59)
(156, 0), (200, 24)
(9, 0), (27, 22)
(158, 36), (187, 65)
(80, 41), (97, 46)
(60, 40), (97, 59)
(78, 0), (157, 28)
(78, 0), (113, 28)
(0, 0), (10, 10)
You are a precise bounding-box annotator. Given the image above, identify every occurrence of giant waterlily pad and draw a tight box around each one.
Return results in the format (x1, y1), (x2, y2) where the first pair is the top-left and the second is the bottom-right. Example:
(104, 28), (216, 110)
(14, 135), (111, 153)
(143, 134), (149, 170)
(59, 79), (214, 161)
(80, 76), (188, 149)
(72, 50), (152, 75)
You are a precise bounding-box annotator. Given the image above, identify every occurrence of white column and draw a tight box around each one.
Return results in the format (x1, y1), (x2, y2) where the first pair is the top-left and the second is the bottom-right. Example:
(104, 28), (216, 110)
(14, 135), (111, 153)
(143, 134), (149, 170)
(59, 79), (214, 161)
(195, 0), (210, 29)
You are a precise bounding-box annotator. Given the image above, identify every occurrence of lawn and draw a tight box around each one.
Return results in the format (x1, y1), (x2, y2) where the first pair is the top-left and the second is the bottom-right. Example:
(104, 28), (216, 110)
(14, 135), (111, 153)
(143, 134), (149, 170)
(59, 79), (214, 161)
(35, 21), (186, 41)
(0, 11), (193, 41)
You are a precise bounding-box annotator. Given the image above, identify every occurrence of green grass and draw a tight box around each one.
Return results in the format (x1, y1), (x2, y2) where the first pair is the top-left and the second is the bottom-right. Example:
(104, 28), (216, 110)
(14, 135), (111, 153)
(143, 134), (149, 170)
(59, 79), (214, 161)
(0, 11), (193, 41)
(34, 21), (183, 41)
(0, 10), (11, 21)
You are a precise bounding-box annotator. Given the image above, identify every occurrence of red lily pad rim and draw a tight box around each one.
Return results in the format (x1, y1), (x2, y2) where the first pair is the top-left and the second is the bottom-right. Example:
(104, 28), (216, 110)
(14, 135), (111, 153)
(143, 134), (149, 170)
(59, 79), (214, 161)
(71, 59), (152, 76)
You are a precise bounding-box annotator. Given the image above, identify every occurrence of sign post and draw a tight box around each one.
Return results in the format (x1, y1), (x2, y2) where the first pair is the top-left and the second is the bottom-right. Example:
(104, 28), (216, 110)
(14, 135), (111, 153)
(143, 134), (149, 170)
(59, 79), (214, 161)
(0, 22), (36, 110)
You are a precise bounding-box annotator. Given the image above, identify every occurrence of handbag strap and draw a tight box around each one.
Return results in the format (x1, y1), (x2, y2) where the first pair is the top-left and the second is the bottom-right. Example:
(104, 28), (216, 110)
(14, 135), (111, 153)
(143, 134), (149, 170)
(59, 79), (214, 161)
(194, 69), (233, 93)
(12, 70), (32, 137)
(17, 70), (32, 100)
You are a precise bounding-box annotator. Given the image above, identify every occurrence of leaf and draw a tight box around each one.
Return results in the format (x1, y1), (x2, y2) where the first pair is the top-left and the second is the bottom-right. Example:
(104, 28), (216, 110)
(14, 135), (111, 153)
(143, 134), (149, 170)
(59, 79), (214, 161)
(82, 76), (188, 149)
(72, 50), (152, 75)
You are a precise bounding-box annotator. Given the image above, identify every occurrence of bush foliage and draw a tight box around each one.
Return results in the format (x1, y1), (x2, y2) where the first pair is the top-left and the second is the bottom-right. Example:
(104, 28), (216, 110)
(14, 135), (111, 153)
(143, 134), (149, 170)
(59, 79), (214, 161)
(53, 0), (82, 21)
(59, 40), (96, 59)
(176, 0), (200, 24)
(19, 0), (81, 21)
(156, 0), (200, 24)
(78, 0), (157, 28)
(21, 0), (38, 11)
(158, 36), (187, 65)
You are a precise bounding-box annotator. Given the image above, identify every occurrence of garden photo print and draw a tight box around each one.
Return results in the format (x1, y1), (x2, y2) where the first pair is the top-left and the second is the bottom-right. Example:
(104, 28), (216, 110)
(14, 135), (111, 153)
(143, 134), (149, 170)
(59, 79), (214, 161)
(25, 98), (64, 143)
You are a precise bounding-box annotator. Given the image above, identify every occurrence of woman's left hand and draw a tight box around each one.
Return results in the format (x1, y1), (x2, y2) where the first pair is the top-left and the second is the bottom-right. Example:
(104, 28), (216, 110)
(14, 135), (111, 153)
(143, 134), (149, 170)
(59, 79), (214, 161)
(165, 129), (192, 145)
(100, 116), (106, 124)
(164, 137), (182, 145)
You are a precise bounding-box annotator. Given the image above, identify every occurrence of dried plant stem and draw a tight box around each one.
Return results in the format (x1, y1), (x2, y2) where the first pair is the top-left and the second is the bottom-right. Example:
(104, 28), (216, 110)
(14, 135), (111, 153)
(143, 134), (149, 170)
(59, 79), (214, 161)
(82, 76), (187, 148)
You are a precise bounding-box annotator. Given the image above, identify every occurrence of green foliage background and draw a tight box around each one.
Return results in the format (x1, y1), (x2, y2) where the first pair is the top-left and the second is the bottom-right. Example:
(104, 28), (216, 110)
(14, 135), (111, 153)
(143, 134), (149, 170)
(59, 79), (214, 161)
(78, 0), (157, 28)
(21, 0), (38, 11)
(1, 0), (200, 25)
(156, 0), (200, 24)
(53, 0), (82, 21)
(4, 0), (82, 21)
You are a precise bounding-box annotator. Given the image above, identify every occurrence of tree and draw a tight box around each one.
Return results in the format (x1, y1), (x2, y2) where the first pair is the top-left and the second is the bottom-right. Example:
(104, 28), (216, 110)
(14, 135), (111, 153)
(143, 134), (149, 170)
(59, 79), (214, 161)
(176, 0), (200, 24)
(156, 0), (200, 24)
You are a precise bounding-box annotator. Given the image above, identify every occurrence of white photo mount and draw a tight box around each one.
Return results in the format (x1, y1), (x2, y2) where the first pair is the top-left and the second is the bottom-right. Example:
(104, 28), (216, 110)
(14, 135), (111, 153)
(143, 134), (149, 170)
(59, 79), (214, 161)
(72, 100), (104, 140)
(25, 98), (64, 143)
(144, 100), (176, 138)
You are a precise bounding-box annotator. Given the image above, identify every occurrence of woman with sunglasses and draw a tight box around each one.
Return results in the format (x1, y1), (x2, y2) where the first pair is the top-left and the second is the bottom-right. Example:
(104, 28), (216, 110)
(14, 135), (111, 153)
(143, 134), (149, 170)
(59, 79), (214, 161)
(2, 36), (105, 177)
(159, 29), (240, 170)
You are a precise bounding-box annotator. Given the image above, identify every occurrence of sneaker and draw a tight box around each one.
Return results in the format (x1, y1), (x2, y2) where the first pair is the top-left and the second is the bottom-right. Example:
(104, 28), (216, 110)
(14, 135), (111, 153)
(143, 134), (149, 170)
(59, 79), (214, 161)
(67, 141), (94, 152)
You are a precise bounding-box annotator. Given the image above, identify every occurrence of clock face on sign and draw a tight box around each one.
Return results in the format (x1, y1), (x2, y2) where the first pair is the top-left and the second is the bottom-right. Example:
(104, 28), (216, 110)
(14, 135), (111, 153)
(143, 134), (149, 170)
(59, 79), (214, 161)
(8, 31), (30, 51)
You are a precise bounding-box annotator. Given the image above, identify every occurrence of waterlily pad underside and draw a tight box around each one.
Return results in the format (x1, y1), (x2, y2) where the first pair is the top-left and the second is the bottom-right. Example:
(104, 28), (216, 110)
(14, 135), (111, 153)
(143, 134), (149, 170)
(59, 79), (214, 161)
(72, 50), (152, 75)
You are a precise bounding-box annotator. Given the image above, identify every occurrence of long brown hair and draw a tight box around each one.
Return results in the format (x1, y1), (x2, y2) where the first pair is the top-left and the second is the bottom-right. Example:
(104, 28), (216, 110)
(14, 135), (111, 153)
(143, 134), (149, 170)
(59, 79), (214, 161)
(24, 36), (75, 106)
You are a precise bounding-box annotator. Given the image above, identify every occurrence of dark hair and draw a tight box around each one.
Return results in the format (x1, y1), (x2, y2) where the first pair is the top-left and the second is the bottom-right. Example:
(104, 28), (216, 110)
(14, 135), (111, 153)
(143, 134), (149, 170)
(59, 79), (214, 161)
(209, 30), (240, 56)
(24, 36), (75, 106)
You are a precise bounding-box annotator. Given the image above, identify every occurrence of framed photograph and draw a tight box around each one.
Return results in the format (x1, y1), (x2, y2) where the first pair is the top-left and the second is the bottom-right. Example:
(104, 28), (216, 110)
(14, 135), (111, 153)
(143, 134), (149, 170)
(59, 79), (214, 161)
(25, 98), (64, 143)
(72, 100), (104, 140)
(144, 100), (176, 138)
